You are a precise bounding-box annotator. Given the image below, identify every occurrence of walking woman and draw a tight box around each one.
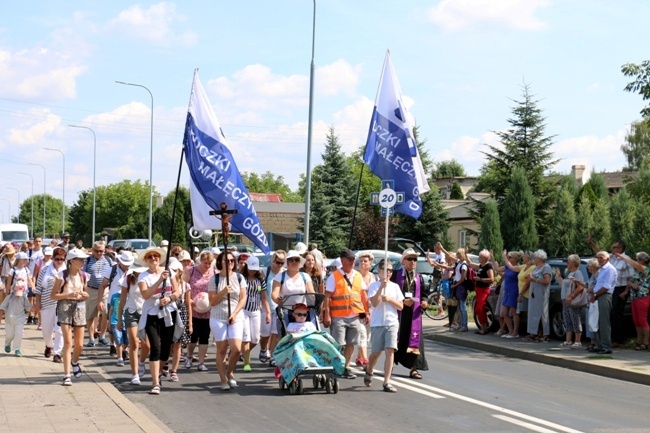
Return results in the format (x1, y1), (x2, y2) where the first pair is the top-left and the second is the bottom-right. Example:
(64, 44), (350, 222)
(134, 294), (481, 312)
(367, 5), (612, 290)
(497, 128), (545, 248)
(524, 250), (552, 342)
(0, 244), (17, 315)
(240, 255), (270, 372)
(165, 259), (191, 382)
(117, 265), (150, 386)
(613, 251), (650, 350)
(183, 251), (215, 371)
(209, 250), (247, 391)
(34, 247), (66, 362)
(138, 247), (179, 395)
(355, 251), (376, 367)
(50, 249), (90, 386)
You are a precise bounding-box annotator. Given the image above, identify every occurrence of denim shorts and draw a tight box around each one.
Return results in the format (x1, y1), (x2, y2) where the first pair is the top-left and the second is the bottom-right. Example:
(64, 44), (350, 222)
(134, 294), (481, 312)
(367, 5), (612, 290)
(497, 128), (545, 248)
(110, 324), (129, 346)
(123, 309), (141, 328)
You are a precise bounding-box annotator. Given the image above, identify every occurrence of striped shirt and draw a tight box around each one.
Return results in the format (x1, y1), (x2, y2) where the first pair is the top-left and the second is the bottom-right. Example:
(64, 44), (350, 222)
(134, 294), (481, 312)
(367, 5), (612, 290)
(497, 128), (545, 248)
(244, 277), (267, 312)
(208, 272), (245, 322)
(83, 255), (112, 289)
(34, 263), (65, 310)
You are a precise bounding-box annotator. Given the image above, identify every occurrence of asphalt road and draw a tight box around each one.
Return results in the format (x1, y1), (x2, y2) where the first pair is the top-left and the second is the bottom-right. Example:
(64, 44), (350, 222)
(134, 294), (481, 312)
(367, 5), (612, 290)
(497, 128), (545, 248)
(87, 340), (649, 433)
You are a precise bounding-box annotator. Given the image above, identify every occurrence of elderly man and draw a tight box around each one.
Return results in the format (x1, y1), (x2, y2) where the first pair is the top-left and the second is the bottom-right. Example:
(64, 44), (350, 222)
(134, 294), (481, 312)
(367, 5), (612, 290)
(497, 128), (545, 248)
(587, 251), (618, 354)
(83, 241), (113, 347)
(391, 248), (429, 379)
(323, 249), (368, 380)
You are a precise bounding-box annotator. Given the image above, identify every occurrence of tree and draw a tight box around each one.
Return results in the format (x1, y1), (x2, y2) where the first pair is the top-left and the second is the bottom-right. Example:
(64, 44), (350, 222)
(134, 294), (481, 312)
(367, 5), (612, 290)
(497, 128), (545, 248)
(590, 198), (611, 250)
(393, 184), (450, 250)
(17, 194), (68, 238)
(546, 189), (576, 257)
(576, 182), (598, 208)
(351, 208), (392, 250)
(307, 127), (356, 257)
(153, 187), (192, 246)
(431, 159), (466, 179)
(609, 189), (636, 253)
(587, 171), (608, 200)
(574, 195), (594, 256)
(241, 171), (302, 202)
(449, 181), (464, 199)
(621, 60), (650, 118)
(479, 199), (503, 262)
(626, 161), (650, 203)
(621, 119), (650, 171)
(500, 167), (538, 251)
(632, 200), (650, 253)
(69, 180), (152, 245)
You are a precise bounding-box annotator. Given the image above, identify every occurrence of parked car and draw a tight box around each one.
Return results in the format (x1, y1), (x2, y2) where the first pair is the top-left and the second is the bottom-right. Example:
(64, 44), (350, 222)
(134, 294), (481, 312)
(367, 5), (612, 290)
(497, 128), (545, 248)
(108, 239), (156, 254)
(217, 243), (256, 253)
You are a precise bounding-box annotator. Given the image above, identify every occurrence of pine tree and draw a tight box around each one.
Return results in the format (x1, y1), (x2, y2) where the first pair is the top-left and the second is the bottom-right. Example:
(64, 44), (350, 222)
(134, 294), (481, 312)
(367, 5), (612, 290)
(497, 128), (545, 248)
(308, 127), (356, 257)
(449, 181), (464, 199)
(479, 199), (503, 262)
(576, 182), (598, 208)
(633, 200), (650, 253)
(574, 195), (594, 256)
(546, 189), (576, 257)
(588, 171), (609, 200)
(609, 189), (636, 252)
(500, 166), (538, 250)
(591, 198), (611, 250)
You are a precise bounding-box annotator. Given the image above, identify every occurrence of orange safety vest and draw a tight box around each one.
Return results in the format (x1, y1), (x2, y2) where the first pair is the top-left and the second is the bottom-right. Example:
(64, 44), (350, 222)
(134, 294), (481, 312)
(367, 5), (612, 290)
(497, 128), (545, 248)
(329, 270), (367, 318)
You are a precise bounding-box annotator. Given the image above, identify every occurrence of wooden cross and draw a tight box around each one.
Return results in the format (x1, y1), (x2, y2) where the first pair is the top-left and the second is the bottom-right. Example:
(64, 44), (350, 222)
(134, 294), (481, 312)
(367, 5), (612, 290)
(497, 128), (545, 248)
(210, 202), (238, 323)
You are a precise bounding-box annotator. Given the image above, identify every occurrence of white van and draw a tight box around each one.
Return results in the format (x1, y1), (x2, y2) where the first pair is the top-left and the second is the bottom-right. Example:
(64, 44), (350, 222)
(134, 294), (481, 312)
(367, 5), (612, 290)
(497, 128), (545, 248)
(0, 223), (30, 243)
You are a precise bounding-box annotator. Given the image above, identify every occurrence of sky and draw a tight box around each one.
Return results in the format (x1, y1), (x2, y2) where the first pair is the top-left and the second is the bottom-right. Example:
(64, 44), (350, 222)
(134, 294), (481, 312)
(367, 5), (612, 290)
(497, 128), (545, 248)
(0, 0), (647, 223)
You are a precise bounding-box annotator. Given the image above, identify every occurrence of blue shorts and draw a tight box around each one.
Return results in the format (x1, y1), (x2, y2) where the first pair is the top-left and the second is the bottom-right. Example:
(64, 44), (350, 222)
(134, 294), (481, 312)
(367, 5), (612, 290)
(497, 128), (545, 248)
(110, 324), (129, 346)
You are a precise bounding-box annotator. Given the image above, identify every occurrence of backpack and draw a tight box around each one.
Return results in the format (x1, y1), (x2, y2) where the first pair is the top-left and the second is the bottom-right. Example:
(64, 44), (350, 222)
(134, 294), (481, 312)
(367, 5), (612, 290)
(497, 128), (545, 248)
(280, 271), (307, 286)
(214, 272), (246, 289)
(462, 263), (476, 292)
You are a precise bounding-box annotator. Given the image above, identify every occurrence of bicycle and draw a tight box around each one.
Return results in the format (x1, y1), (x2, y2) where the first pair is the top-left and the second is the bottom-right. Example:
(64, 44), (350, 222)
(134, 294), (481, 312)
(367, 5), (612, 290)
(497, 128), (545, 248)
(423, 276), (448, 320)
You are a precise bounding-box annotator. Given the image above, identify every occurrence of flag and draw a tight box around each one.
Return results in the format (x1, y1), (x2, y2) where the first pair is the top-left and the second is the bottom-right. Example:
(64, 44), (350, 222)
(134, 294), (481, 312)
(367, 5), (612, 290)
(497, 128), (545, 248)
(363, 51), (430, 219)
(183, 70), (270, 254)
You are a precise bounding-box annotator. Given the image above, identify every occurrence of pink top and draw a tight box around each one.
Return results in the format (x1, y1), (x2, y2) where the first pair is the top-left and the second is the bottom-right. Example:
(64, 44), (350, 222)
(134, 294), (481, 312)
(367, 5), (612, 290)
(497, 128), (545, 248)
(189, 265), (214, 319)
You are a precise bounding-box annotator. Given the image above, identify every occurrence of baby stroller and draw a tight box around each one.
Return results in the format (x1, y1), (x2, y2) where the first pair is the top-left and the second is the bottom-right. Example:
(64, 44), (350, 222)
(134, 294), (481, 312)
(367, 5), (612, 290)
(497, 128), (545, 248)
(274, 293), (344, 394)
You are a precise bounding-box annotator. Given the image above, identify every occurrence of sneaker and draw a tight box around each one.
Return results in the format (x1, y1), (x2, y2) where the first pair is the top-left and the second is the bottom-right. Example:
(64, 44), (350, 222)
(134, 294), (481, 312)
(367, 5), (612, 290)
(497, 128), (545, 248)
(457, 327), (468, 332)
(62, 376), (72, 386)
(161, 366), (169, 377)
(169, 372), (179, 382)
(341, 368), (357, 379)
(116, 358), (125, 367)
(228, 378), (238, 388)
(44, 346), (53, 358)
(197, 363), (208, 372)
(571, 342), (582, 349)
(149, 385), (161, 395)
(450, 324), (460, 331)
(109, 345), (117, 357)
(5, 345), (11, 353)
(220, 383), (231, 391)
(185, 357), (193, 369)
(52, 354), (63, 363)
(559, 341), (572, 347)
(243, 364), (252, 372)
(37, 323), (42, 330)
(14, 350), (22, 357)
(72, 362), (83, 378)
(98, 337), (110, 346)
(130, 375), (141, 385)
(86, 339), (95, 347)
(505, 334), (518, 339)
(138, 362), (146, 377)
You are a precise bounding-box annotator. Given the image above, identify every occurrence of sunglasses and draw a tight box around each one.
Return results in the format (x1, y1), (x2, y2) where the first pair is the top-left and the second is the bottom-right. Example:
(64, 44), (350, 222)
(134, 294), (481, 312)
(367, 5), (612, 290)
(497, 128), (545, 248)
(287, 257), (300, 263)
(145, 255), (160, 260)
(383, 268), (393, 273)
(275, 260), (285, 265)
(293, 312), (308, 317)
(404, 257), (417, 262)
(227, 259), (235, 263)
(54, 258), (65, 262)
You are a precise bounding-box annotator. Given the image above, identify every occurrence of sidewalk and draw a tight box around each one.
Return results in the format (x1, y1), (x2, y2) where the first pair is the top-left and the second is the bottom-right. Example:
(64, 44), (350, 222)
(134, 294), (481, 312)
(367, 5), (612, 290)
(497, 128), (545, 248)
(423, 317), (650, 386)
(0, 323), (168, 433)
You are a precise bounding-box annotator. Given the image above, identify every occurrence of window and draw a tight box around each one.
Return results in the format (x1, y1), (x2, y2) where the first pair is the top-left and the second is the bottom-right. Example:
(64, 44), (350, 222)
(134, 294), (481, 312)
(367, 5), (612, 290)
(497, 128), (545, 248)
(459, 230), (467, 248)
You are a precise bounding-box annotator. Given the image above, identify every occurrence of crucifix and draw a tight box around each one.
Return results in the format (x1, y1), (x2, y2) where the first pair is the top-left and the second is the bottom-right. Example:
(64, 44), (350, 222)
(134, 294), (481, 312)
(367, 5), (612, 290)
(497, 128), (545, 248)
(210, 202), (238, 323)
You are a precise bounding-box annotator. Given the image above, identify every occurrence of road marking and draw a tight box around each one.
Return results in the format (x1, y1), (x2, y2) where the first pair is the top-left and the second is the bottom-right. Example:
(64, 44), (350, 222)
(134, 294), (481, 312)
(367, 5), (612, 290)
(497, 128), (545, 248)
(353, 368), (584, 433)
(493, 415), (560, 433)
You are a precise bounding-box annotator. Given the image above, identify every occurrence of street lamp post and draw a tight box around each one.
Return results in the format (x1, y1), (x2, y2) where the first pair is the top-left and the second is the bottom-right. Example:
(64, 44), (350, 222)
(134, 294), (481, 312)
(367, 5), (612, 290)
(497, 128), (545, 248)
(0, 199), (10, 223)
(69, 125), (96, 242)
(44, 147), (66, 234)
(18, 172), (34, 237)
(304, 0), (316, 245)
(28, 163), (46, 237)
(7, 188), (20, 223)
(116, 80), (154, 246)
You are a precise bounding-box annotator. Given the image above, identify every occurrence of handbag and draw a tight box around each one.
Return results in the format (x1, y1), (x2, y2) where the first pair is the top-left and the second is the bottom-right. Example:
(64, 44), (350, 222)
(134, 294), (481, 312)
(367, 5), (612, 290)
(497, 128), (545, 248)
(588, 301), (599, 333)
(569, 279), (588, 307)
(447, 298), (459, 307)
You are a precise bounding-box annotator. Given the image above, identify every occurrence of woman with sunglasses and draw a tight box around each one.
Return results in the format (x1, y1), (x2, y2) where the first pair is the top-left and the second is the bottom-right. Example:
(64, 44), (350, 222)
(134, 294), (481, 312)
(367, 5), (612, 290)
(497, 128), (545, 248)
(137, 247), (180, 395)
(183, 251), (215, 371)
(51, 249), (91, 386)
(34, 247), (67, 363)
(271, 250), (315, 307)
(208, 251), (247, 391)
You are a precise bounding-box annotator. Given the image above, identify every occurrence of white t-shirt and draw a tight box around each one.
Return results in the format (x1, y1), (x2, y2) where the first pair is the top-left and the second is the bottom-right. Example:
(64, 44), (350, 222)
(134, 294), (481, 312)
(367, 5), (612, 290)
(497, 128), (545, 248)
(102, 264), (127, 297)
(138, 271), (175, 316)
(325, 269), (358, 292)
(28, 249), (44, 275)
(273, 271), (309, 307)
(287, 321), (316, 334)
(121, 274), (145, 314)
(9, 266), (31, 291)
(368, 280), (404, 327)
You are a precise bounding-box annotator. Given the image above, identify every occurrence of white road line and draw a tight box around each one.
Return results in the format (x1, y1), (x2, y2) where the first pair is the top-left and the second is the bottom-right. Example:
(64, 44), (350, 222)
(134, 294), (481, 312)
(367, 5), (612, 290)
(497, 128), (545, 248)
(493, 415), (560, 433)
(353, 367), (584, 433)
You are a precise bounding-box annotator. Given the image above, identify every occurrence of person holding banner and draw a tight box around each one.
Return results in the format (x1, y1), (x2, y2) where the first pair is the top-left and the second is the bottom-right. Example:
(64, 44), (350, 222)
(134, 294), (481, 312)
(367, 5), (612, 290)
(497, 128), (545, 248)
(391, 248), (428, 379)
(208, 251), (247, 391)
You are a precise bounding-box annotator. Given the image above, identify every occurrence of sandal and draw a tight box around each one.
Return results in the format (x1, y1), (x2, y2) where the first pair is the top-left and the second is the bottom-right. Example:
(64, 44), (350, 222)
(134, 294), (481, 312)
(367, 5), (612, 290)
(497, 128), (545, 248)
(522, 336), (535, 342)
(149, 385), (160, 395)
(635, 344), (648, 351)
(364, 372), (373, 387)
(383, 383), (397, 393)
(72, 362), (83, 378)
(409, 370), (422, 380)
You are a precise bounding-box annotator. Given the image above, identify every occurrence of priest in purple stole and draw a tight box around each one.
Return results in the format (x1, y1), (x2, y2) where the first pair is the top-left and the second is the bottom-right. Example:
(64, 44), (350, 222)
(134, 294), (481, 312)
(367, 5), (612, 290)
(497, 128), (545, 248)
(391, 248), (429, 379)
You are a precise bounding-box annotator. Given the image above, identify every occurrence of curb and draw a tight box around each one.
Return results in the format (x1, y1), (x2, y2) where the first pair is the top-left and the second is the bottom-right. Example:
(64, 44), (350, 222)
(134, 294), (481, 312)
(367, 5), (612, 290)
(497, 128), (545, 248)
(424, 330), (650, 387)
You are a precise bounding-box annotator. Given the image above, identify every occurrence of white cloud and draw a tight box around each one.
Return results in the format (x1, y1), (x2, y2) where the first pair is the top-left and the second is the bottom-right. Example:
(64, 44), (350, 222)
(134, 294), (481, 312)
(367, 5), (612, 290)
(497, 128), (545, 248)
(435, 131), (500, 175)
(0, 48), (86, 101)
(331, 96), (375, 153)
(428, 0), (551, 32)
(108, 2), (198, 46)
(6, 109), (62, 146)
(551, 131), (627, 180)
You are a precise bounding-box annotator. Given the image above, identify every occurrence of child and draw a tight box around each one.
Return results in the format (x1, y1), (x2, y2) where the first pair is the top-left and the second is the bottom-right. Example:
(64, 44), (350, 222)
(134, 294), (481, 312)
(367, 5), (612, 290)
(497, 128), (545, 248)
(0, 278), (33, 356)
(364, 259), (404, 393)
(286, 303), (316, 334)
(108, 290), (129, 366)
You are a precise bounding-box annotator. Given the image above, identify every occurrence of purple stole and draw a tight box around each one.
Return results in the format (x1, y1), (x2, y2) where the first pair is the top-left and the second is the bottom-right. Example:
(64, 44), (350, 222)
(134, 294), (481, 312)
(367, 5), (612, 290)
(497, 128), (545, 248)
(395, 269), (422, 350)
